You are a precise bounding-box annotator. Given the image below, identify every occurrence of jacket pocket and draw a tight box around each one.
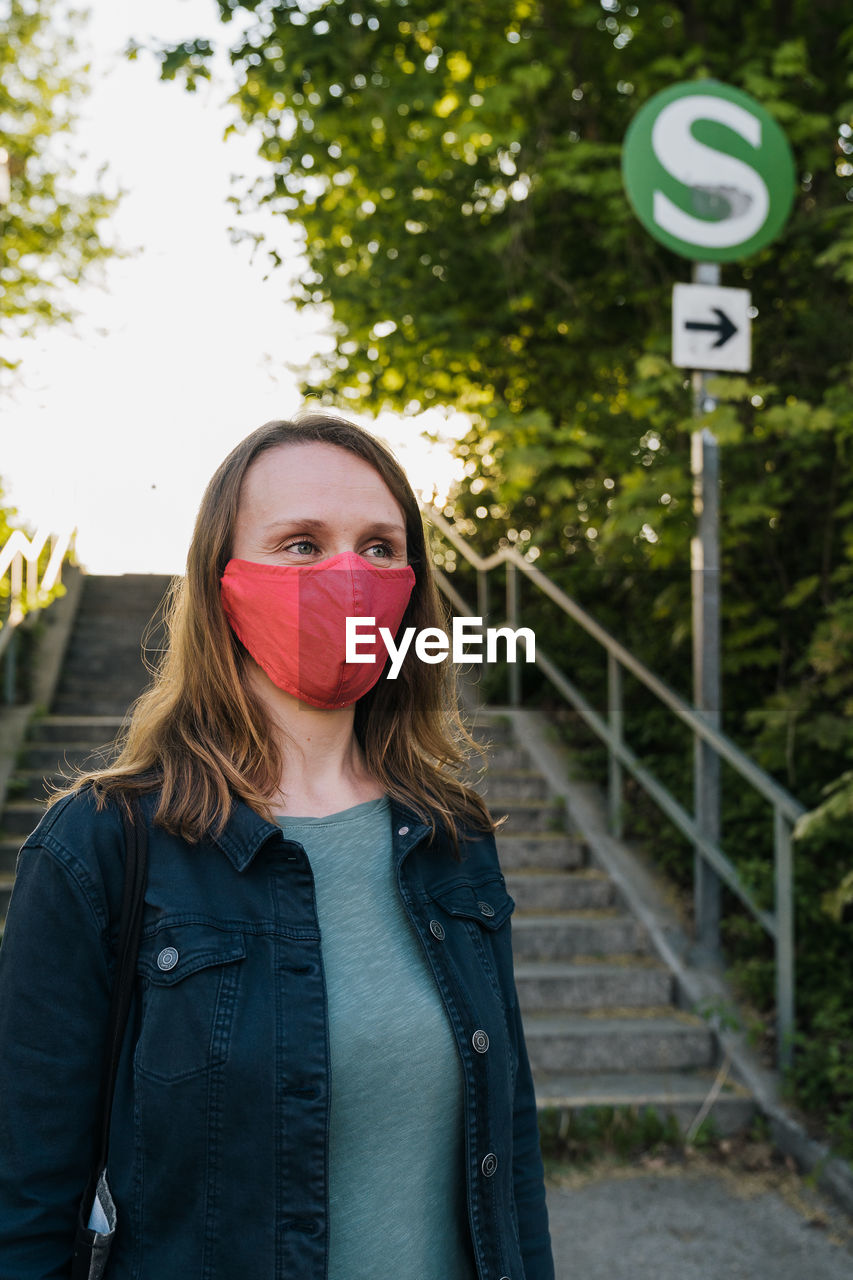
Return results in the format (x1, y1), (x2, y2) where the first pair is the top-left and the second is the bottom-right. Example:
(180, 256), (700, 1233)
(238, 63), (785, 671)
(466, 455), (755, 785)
(427, 877), (520, 1090)
(134, 922), (246, 1083)
(427, 877), (517, 1009)
(427, 878), (516, 931)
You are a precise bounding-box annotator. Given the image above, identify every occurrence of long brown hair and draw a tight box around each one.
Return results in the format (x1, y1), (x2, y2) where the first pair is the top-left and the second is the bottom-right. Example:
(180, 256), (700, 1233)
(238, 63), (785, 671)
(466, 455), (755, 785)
(49, 413), (497, 856)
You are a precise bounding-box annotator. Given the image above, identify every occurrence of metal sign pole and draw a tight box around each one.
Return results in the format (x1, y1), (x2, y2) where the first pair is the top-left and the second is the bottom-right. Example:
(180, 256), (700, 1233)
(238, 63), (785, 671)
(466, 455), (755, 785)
(623, 74), (797, 1036)
(691, 260), (722, 962)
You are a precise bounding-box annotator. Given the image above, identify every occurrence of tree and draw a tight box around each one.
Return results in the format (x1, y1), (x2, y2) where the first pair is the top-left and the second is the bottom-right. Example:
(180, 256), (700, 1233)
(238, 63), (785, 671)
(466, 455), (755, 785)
(0, 0), (119, 368)
(151, 0), (853, 826)
(155, 0), (853, 1147)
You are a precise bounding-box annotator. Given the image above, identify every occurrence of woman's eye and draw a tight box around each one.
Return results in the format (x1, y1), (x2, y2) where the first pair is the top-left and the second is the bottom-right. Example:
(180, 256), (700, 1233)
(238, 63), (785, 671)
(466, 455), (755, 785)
(280, 539), (398, 559)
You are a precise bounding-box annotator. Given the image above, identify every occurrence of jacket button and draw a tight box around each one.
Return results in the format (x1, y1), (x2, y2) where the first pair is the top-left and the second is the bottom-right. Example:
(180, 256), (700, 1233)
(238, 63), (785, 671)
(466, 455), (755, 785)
(429, 919), (445, 941)
(472, 1029), (490, 1054)
(481, 1152), (498, 1177)
(398, 826), (409, 835)
(478, 900), (495, 918)
(157, 947), (179, 971)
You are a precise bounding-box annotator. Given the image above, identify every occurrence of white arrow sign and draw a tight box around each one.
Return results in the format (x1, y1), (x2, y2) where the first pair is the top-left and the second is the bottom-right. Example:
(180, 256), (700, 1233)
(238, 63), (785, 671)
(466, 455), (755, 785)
(672, 283), (752, 372)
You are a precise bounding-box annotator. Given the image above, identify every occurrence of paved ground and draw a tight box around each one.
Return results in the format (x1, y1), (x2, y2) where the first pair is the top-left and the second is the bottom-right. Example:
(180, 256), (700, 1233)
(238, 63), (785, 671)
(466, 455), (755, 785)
(546, 1157), (853, 1279)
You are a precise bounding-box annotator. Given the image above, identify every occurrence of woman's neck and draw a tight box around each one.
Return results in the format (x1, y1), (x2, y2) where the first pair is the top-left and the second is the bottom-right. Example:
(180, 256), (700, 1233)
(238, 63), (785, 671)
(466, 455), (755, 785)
(248, 662), (383, 814)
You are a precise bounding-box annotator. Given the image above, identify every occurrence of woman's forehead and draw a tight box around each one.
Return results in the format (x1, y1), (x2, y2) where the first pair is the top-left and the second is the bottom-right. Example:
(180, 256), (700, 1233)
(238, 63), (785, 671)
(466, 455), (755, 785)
(238, 441), (405, 526)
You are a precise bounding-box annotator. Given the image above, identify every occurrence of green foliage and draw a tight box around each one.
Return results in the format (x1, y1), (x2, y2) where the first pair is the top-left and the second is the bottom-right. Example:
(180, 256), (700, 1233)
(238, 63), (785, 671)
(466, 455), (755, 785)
(156, 0), (853, 1153)
(538, 1103), (684, 1165)
(695, 997), (743, 1037)
(788, 994), (853, 1159)
(0, 0), (120, 366)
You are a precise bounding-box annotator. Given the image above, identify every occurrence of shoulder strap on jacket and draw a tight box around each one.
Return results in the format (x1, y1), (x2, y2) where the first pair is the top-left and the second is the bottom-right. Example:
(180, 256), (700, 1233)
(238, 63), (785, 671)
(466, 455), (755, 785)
(80, 796), (148, 1211)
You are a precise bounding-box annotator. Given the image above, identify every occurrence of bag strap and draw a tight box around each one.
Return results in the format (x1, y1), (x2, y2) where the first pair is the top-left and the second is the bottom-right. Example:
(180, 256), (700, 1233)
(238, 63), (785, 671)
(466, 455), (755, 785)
(79, 796), (148, 1216)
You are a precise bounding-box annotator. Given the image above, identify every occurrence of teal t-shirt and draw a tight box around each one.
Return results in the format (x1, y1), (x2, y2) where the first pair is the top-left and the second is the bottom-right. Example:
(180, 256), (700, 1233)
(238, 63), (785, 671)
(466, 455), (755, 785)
(275, 796), (476, 1280)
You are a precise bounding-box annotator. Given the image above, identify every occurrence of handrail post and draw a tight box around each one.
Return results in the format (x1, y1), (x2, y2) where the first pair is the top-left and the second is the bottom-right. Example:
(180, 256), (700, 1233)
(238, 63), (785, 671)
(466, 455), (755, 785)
(607, 652), (624, 838)
(691, 305), (723, 962)
(3, 627), (16, 705)
(506, 561), (520, 707)
(51, 533), (62, 589)
(4, 554), (23, 705)
(774, 807), (795, 1071)
(477, 568), (489, 649)
(25, 548), (38, 610)
(693, 727), (722, 961)
(10, 553), (23, 624)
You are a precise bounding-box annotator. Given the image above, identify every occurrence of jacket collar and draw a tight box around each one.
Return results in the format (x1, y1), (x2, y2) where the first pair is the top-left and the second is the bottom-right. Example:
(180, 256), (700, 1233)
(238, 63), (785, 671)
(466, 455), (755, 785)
(208, 791), (434, 874)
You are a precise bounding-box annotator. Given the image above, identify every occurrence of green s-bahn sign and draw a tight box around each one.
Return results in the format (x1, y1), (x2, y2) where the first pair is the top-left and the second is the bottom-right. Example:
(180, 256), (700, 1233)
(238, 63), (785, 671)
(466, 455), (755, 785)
(622, 79), (796, 261)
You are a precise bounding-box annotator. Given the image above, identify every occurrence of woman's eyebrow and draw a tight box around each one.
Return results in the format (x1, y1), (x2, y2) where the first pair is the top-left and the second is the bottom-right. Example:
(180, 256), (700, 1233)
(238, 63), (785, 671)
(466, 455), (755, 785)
(264, 517), (405, 538)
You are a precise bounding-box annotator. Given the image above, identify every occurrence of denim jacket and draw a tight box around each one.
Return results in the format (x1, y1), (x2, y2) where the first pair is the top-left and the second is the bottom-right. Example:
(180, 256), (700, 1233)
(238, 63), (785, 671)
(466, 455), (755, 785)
(0, 784), (555, 1280)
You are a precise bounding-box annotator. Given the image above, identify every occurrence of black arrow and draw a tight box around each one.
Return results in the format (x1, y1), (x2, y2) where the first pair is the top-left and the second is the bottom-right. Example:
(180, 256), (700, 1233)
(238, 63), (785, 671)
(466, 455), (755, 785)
(684, 307), (737, 348)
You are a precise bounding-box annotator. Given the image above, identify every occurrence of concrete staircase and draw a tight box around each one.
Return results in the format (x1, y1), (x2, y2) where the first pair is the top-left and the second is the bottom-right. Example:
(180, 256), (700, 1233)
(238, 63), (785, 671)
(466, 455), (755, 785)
(467, 711), (755, 1136)
(0, 574), (172, 922)
(0, 574), (754, 1136)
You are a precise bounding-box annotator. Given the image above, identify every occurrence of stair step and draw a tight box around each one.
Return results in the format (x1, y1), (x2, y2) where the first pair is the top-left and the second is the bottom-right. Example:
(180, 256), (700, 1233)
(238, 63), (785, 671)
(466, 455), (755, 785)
(0, 873), (14, 916)
(515, 960), (673, 1011)
(472, 769), (551, 801)
(27, 716), (126, 744)
(51, 698), (140, 716)
(20, 742), (120, 771)
(1, 801), (49, 837)
(522, 1011), (715, 1074)
(77, 572), (172, 591)
(53, 672), (146, 686)
(506, 870), (613, 912)
(468, 719), (514, 745)
(0, 840), (21, 875)
(60, 632), (161, 648)
(53, 665), (147, 681)
(533, 1069), (755, 1137)
(490, 798), (567, 833)
(511, 912), (649, 959)
(497, 832), (587, 870)
(467, 743), (531, 772)
(4, 772), (71, 804)
(52, 672), (146, 692)
(58, 641), (159, 658)
(75, 583), (172, 607)
(61, 631), (164, 648)
(57, 649), (158, 665)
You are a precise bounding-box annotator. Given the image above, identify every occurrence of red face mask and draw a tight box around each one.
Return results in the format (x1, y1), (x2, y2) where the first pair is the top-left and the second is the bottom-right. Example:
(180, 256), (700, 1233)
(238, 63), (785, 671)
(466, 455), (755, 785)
(220, 552), (416, 709)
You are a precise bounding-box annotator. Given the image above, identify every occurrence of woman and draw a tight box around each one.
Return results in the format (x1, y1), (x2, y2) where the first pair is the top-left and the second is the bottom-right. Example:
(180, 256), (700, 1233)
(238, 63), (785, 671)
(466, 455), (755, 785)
(0, 413), (555, 1279)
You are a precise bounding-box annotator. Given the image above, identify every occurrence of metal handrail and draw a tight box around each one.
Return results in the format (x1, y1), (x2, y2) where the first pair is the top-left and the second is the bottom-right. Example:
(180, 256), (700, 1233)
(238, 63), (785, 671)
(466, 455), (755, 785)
(0, 527), (75, 700)
(426, 504), (805, 1071)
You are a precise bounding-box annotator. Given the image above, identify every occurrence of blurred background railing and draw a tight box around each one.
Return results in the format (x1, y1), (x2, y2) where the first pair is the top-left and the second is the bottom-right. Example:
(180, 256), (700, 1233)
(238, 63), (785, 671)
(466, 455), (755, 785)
(424, 503), (806, 1071)
(0, 529), (76, 705)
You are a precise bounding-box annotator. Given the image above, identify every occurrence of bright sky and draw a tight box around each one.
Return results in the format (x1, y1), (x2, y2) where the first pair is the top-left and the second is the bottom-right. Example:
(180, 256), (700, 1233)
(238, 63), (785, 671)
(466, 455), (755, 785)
(2, 0), (469, 575)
